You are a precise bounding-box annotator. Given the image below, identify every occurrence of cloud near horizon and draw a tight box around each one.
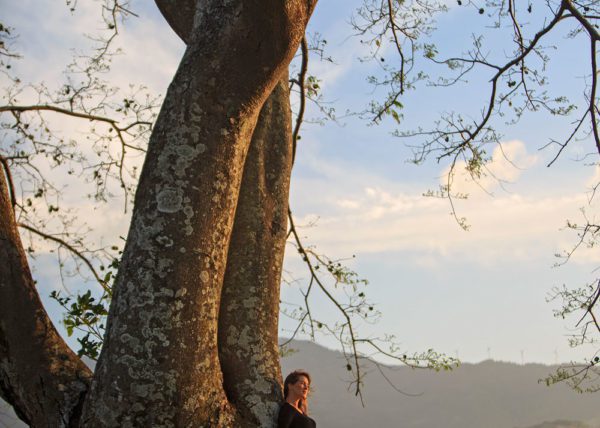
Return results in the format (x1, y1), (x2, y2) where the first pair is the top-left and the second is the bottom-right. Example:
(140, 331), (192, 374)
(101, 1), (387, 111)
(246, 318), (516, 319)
(290, 140), (599, 267)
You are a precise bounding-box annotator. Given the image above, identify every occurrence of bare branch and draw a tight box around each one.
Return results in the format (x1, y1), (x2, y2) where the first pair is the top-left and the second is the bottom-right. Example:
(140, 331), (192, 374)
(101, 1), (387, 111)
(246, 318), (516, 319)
(18, 222), (111, 294)
(386, 0), (406, 95)
(0, 104), (152, 147)
(287, 207), (364, 399)
(292, 37), (309, 165)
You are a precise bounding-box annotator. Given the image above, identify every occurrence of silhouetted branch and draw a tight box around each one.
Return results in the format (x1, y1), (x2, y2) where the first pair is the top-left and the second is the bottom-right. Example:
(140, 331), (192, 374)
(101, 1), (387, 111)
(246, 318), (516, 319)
(18, 222), (111, 294)
(292, 37), (308, 165)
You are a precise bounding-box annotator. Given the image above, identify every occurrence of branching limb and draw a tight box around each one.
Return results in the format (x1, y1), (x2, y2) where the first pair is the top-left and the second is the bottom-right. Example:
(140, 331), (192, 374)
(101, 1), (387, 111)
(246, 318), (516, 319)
(0, 104), (152, 149)
(284, 209), (459, 401)
(386, 0), (407, 95)
(0, 160), (92, 426)
(587, 37), (599, 152)
(17, 222), (111, 294)
(287, 208), (364, 398)
(292, 37), (309, 164)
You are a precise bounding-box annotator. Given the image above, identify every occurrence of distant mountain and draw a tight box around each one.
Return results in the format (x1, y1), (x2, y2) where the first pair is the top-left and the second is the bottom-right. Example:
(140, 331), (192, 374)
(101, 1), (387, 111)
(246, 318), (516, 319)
(2, 341), (599, 427)
(280, 340), (600, 428)
(520, 422), (594, 428)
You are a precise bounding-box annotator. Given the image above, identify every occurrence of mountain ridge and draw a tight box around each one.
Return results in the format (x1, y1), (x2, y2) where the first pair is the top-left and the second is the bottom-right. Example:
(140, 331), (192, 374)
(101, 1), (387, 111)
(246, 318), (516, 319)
(1, 340), (599, 427)
(280, 340), (600, 428)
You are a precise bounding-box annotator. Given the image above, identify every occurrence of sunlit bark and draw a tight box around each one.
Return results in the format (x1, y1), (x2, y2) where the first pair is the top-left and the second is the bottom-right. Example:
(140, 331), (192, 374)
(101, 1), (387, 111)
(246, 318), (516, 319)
(80, 1), (314, 425)
(218, 75), (293, 427)
(154, 1), (295, 424)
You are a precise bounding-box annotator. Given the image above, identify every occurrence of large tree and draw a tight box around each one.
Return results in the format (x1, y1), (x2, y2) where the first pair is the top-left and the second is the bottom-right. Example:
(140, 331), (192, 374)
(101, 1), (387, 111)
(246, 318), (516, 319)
(1, 0), (599, 426)
(1, 0), (315, 426)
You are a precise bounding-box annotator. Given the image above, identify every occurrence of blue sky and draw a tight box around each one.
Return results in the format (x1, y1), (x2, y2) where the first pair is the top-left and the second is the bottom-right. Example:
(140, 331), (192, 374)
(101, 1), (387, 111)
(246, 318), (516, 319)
(3, 0), (599, 365)
(283, 0), (600, 364)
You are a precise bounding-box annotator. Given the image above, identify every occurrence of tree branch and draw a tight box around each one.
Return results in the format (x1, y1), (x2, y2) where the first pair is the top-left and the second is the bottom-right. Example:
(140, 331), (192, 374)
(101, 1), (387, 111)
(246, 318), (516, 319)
(0, 164), (92, 426)
(292, 37), (309, 165)
(17, 222), (111, 295)
(287, 207), (364, 400)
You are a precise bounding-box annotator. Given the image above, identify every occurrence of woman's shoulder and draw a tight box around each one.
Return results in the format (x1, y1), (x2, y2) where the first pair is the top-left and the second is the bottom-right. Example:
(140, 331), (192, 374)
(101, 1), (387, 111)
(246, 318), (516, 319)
(278, 403), (316, 428)
(278, 402), (297, 419)
(280, 402), (293, 411)
(278, 402), (297, 427)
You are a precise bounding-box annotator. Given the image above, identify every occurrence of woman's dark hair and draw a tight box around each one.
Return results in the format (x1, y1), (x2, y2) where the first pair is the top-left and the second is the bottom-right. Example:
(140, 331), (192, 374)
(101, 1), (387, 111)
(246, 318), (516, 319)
(283, 370), (311, 415)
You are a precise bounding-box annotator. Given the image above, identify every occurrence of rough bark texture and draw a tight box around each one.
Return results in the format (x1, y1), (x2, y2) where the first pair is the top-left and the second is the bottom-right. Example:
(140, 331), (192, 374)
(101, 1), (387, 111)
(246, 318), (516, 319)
(80, 1), (315, 426)
(218, 75), (293, 427)
(155, 0), (194, 44)
(0, 170), (93, 427)
(154, 1), (294, 425)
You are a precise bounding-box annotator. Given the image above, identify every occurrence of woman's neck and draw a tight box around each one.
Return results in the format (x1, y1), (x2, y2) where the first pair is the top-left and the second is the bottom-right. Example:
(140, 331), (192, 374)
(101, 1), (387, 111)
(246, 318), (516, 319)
(285, 397), (301, 411)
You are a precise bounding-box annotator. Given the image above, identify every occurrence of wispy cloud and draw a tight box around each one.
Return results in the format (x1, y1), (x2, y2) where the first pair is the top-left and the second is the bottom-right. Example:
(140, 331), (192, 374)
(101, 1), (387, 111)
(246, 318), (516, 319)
(439, 140), (539, 197)
(291, 139), (598, 267)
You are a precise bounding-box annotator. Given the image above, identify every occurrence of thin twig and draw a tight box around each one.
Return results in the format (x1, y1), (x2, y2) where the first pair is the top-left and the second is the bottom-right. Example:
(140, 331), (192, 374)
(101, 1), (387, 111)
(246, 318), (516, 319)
(18, 222), (111, 294)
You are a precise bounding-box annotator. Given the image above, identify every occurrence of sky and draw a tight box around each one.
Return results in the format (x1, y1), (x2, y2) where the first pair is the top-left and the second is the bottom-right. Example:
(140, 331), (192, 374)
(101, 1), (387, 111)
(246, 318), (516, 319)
(2, 0), (599, 366)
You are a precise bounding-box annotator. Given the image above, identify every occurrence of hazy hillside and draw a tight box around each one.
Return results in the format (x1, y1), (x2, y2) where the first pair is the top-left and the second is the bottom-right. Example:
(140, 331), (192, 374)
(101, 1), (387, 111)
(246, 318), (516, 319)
(280, 340), (600, 428)
(2, 341), (600, 427)
(520, 422), (595, 428)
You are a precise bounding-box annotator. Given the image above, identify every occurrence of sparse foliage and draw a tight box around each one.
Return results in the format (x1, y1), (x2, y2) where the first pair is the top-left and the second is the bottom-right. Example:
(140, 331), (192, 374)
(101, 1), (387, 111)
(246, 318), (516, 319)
(354, 0), (600, 392)
(1, 0), (599, 425)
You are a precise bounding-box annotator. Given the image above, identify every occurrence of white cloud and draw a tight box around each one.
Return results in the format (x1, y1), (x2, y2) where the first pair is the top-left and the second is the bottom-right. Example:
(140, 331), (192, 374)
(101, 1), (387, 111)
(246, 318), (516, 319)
(2, 1), (179, 290)
(439, 140), (539, 198)
(290, 139), (597, 268)
(586, 164), (600, 190)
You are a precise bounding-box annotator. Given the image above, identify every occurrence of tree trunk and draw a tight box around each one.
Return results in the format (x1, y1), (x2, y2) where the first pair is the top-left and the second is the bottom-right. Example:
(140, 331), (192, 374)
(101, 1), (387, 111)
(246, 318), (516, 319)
(81, 1), (314, 426)
(153, 2), (295, 425)
(0, 167), (93, 427)
(218, 75), (293, 427)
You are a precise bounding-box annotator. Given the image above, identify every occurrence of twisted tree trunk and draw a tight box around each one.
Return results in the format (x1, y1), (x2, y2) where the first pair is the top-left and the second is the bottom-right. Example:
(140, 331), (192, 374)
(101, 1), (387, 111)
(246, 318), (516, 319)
(155, 2), (295, 424)
(80, 1), (314, 426)
(0, 0), (313, 425)
(218, 75), (293, 426)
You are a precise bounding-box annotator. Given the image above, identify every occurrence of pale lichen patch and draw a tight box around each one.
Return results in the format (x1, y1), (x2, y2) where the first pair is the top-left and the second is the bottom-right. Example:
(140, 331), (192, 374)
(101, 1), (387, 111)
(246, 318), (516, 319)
(243, 297), (259, 309)
(131, 382), (153, 398)
(156, 258), (173, 278)
(226, 325), (239, 346)
(159, 288), (175, 298)
(156, 235), (174, 247)
(183, 202), (195, 236)
(156, 188), (183, 213)
(200, 270), (210, 283)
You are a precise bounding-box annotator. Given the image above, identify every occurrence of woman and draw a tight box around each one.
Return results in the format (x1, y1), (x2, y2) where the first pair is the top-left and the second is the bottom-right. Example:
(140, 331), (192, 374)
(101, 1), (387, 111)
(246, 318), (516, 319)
(278, 370), (317, 428)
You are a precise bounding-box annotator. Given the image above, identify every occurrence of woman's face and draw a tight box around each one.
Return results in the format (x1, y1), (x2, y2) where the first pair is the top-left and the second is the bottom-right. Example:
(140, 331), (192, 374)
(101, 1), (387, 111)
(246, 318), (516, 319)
(289, 375), (310, 401)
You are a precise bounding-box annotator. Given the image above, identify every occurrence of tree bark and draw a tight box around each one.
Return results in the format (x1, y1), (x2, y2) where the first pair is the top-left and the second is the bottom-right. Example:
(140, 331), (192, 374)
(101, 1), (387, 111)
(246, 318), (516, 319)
(154, 0), (194, 44)
(81, 1), (314, 426)
(0, 167), (93, 427)
(218, 75), (293, 427)
(154, 1), (294, 425)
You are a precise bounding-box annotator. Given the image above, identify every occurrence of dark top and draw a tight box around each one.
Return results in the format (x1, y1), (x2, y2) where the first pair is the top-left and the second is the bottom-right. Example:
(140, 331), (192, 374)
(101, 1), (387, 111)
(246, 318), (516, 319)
(277, 402), (317, 428)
